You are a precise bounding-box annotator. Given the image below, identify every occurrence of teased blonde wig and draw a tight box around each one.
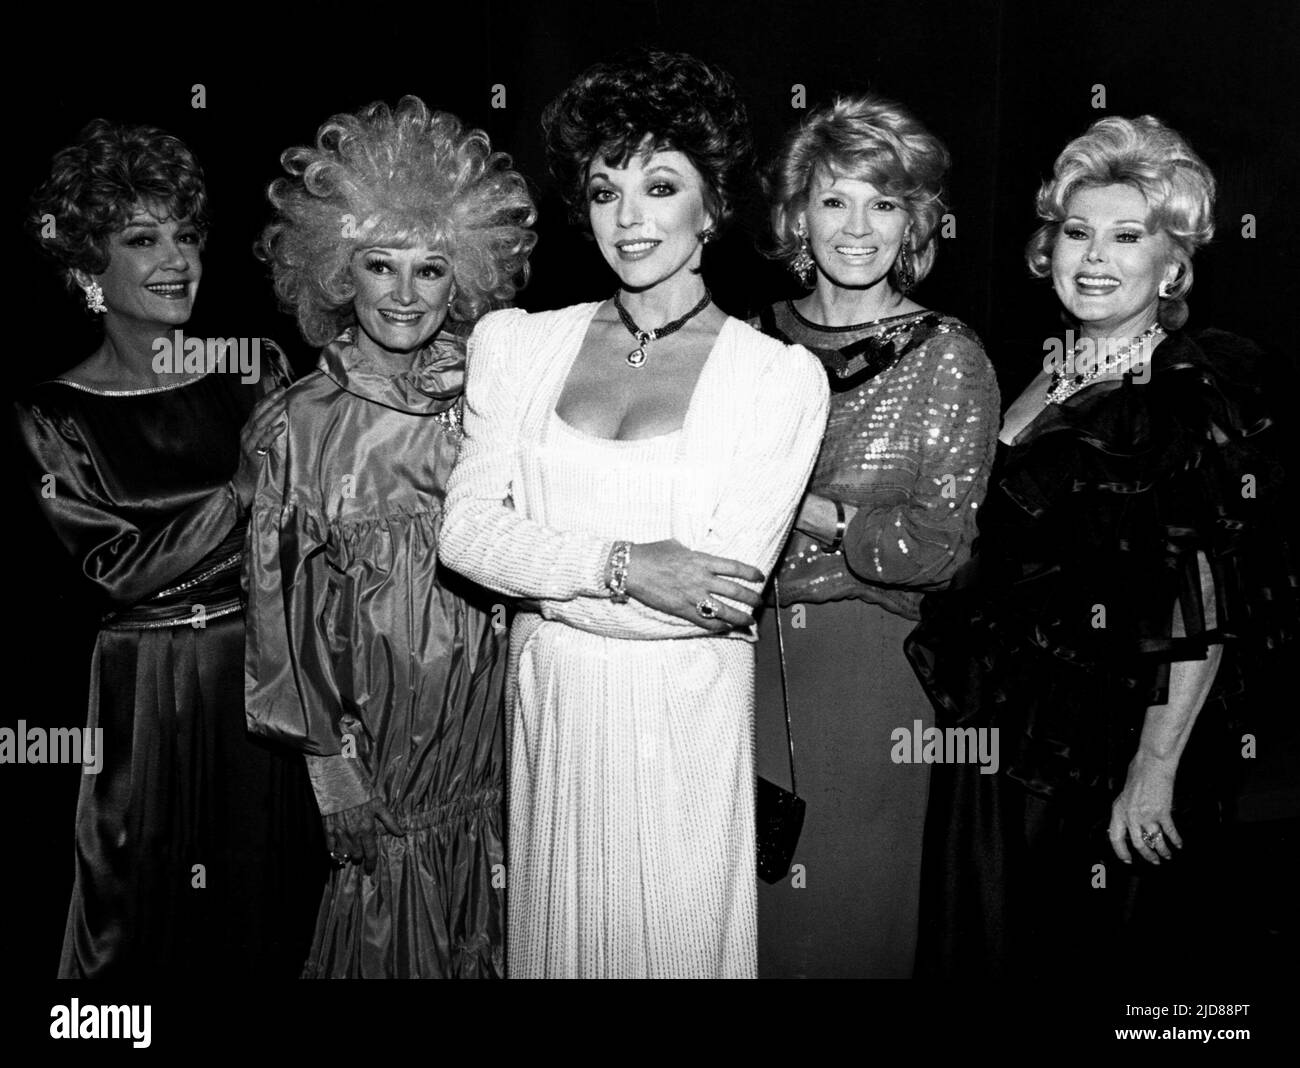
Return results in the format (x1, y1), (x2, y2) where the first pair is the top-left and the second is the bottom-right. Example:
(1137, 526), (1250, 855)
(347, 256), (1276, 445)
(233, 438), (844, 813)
(259, 96), (537, 346)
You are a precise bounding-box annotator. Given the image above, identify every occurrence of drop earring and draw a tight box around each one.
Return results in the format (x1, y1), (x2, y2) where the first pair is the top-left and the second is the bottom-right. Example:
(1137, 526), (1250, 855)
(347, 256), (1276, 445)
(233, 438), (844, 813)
(893, 226), (916, 294)
(789, 228), (815, 288)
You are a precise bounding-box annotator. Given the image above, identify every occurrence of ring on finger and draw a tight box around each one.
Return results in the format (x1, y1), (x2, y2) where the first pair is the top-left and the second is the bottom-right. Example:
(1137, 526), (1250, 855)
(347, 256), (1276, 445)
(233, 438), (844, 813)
(1140, 829), (1164, 846)
(256, 446), (269, 456)
(329, 850), (349, 867)
(696, 597), (720, 620)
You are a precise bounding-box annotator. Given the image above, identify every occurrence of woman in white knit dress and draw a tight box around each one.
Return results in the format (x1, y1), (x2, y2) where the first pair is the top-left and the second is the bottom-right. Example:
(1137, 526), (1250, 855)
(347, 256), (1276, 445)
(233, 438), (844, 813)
(439, 50), (828, 978)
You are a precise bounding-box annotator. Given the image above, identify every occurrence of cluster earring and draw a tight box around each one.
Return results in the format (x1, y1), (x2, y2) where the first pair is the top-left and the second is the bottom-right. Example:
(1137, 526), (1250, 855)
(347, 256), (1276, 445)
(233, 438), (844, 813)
(1157, 280), (1188, 330)
(82, 280), (106, 314)
(697, 226), (717, 245)
(893, 227), (916, 294)
(789, 229), (815, 287)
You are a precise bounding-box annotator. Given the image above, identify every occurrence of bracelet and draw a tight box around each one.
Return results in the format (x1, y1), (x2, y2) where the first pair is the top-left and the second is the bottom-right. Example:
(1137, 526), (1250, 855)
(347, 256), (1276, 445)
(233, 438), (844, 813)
(606, 540), (631, 604)
(824, 499), (847, 554)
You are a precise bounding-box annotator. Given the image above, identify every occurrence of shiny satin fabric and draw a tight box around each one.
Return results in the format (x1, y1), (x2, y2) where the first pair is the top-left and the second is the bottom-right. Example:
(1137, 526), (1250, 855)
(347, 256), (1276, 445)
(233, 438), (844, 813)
(13, 351), (324, 978)
(245, 328), (507, 978)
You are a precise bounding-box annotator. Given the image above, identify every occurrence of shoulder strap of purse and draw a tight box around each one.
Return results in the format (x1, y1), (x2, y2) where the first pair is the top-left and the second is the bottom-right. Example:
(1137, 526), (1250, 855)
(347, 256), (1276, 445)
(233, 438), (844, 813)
(773, 574), (798, 794)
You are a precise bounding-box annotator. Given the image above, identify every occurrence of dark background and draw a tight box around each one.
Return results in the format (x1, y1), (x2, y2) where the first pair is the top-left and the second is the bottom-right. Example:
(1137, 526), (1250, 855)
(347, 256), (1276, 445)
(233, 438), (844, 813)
(5, 0), (1297, 981)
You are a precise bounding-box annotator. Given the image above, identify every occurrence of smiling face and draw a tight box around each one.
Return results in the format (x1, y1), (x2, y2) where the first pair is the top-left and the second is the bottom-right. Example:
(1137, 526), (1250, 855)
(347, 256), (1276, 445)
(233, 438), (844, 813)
(1051, 183), (1180, 337)
(586, 143), (714, 291)
(81, 202), (202, 327)
(350, 245), (454, 363)
(799, 167), (909, 292)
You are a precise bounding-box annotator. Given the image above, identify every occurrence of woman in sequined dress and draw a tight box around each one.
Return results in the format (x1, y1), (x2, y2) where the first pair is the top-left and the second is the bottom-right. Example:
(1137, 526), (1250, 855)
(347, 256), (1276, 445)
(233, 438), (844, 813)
(906, 116), (1295, 978)
(751, 95), (999, 978)
(14, 119), (323, 978)
(245, 97), (536, 977)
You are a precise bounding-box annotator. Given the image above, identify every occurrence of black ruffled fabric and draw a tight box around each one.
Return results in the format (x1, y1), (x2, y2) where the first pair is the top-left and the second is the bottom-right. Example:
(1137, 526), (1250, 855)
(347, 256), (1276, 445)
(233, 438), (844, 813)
(909, 328), (1295, 798)
(904, 327), (1297, 977)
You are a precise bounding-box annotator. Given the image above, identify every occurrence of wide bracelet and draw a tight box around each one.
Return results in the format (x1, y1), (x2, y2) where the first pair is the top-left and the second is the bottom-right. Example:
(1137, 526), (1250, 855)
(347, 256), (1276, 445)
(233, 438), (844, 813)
(606, 540), (631, 603)
(823, 499), (847, 554)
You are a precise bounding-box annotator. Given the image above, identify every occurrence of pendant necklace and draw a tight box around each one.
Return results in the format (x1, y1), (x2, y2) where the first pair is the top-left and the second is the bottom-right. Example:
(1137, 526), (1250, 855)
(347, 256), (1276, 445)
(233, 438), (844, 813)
(614, 288), (712, 368)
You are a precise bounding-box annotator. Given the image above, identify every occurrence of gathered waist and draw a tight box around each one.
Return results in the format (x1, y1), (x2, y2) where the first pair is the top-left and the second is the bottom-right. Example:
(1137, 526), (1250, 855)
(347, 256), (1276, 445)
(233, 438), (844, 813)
(102, 550), (244, 630)
(385, 787), (503, 834)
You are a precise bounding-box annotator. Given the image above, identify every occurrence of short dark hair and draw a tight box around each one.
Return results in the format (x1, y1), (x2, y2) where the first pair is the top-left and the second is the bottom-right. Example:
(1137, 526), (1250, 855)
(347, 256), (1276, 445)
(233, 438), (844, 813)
(542, 49), (753, 233)
(30, 118), (209, 291)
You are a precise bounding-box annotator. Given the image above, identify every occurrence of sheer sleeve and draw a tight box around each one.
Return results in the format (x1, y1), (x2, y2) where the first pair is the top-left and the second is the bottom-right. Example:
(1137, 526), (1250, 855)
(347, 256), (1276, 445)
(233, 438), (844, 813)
(13, 399), (243, 608)
(536, 344), (830, 640)
(842, 333), (999, 589)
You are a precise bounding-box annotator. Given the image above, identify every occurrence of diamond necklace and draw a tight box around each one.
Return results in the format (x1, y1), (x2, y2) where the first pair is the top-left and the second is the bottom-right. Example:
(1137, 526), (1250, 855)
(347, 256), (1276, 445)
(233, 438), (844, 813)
(1045, 324), (1163, 405)
(614, 289), (712, 368)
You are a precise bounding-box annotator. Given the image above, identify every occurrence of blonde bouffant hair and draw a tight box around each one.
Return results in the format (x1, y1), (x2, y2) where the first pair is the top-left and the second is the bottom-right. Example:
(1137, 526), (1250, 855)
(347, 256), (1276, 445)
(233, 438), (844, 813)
(259, 96), (537, 346)
(1026, 115), (1215, 299)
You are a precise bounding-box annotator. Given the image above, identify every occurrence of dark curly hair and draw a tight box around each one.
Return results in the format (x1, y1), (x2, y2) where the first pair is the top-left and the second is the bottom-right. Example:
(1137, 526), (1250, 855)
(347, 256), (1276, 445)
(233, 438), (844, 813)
(258, 96), (537, 347)
(542, 49), (753, 234)
(29, 118), (209, 293)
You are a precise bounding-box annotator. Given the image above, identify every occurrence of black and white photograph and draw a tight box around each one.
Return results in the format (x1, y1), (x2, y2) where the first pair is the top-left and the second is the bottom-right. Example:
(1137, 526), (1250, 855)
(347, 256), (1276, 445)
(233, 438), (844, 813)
(2, 0), (1295, 1051)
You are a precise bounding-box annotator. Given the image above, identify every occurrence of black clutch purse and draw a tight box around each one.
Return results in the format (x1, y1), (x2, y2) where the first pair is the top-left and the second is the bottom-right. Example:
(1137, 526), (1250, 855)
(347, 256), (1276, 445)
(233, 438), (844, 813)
(756, 576), (806, 884)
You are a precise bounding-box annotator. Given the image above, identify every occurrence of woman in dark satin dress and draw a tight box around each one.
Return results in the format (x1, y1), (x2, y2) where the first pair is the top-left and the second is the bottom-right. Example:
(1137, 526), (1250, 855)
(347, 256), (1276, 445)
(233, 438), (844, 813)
(15, 119), (323, 978)
(246, 97), (536, 977)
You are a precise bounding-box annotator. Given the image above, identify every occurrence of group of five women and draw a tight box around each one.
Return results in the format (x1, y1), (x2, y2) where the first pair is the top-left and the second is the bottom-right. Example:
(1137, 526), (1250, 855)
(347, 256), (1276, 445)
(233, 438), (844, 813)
(17, 48), (1290, 979)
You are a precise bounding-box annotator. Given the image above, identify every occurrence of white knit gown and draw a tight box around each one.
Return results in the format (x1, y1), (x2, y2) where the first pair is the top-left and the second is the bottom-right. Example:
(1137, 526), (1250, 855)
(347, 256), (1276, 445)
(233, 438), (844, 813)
(440, 304), (829, 978)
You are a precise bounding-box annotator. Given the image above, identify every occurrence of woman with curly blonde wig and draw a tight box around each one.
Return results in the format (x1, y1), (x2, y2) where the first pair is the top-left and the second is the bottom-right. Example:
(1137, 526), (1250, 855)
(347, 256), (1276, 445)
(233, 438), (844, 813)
(245, 96), (536, 977)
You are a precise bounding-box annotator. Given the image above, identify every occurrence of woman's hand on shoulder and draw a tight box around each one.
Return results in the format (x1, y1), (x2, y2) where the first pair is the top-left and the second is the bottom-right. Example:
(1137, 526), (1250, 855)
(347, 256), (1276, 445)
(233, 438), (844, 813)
(232, 386), (288, 510)
(625, 539), (763, 632)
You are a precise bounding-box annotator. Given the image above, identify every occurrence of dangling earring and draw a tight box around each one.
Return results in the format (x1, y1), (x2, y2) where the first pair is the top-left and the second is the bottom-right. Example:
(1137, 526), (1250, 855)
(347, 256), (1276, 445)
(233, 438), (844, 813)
(82, 280), (106, 314)
(893, 227), (916, 294)
(790, 229), (815, 288)
(1157, 278), (1188, 331)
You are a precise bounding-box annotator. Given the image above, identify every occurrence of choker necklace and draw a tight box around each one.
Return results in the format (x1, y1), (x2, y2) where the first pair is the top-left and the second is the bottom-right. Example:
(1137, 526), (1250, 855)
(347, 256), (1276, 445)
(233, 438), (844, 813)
(614, 289), (712, 368)
(1045, 324), (1164, 405)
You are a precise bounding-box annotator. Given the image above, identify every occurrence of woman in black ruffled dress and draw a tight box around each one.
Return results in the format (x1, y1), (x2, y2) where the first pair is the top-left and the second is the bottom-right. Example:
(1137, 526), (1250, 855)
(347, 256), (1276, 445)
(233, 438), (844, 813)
(906, 115), (1295, 979)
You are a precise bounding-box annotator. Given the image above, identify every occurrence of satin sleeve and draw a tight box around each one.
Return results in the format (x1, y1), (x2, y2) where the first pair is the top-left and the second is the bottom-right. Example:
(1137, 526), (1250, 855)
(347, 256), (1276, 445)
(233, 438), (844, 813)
(13, 399), (243, 608)
(440, 309), (619, 600)
(842, 333), (999, 588)
(537, 344), (830, 640)
(243, 423), (352, 760)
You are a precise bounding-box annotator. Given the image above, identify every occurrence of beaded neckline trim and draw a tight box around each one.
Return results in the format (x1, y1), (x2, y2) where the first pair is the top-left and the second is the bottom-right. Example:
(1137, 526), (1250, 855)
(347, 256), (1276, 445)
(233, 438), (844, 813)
(47, 374), (211, 397)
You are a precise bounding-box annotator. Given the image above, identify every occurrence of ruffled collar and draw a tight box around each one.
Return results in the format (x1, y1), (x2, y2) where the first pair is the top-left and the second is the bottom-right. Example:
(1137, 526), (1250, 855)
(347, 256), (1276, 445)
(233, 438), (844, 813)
(318, 326), (466, 415)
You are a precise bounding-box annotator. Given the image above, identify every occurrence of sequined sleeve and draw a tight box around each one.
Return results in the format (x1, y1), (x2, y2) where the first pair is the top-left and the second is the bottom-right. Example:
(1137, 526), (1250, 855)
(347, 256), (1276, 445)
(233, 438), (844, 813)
(841, 332), (999, 589)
